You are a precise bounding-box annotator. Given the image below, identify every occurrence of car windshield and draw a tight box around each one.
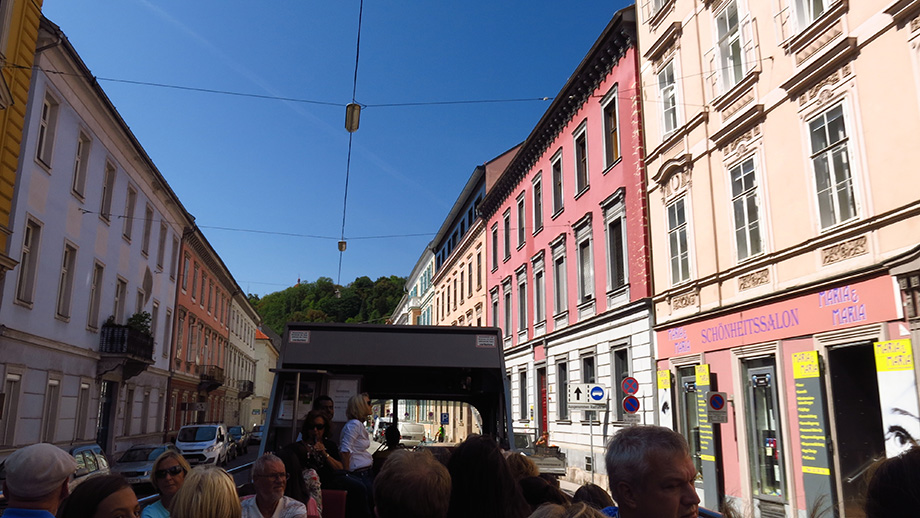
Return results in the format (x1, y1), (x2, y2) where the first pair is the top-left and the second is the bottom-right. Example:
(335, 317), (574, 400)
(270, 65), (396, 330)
(178, 427), (217, 442)
(229, 426), (243, 436)
(118, 447), (165, 463)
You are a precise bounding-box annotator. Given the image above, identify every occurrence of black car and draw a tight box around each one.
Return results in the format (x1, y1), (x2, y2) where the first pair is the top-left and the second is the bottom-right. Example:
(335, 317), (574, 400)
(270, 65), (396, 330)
(228, 426), (249, 456)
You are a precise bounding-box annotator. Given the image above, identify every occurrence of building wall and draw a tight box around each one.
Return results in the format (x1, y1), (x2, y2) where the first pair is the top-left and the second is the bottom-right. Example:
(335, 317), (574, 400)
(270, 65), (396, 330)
(251, 329), (279, 428)
(434, 220), (487, 327)
(225, 295), (259, 426)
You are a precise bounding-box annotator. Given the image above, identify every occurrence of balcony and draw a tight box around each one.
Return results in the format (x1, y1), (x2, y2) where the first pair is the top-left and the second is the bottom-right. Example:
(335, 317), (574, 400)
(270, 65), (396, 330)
(199, 365), (225, 393)
(238, 380), (254, 399)
(97, 325), (154, 381)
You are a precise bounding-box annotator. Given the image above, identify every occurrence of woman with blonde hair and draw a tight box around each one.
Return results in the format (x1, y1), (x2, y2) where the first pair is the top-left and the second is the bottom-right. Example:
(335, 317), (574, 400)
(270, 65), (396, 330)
(171, 466), (241, 518)
(339, 393), (374, 517)
(143, 450), (192, 518)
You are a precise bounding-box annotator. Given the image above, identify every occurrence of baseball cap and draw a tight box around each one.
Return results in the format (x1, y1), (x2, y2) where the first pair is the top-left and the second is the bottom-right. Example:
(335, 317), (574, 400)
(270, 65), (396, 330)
(4, 443), (77, 499)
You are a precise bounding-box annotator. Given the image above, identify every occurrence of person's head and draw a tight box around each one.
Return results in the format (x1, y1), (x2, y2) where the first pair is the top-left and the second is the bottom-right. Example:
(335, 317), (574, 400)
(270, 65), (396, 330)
(446, 435), (529, 518)
(384, 424), (400, 448)
(150, 450), (191, 500)
(374, 449), (451, 518)
(58, 475), (137, 518)
(2, 442), (76, 512)
(346, 393), (372, 421)
(302, 410), (329, 441)
(564, 502), (609, 518)
(572, 483), (614, 510)
(251, 453), (289, 506)
(313, 396), (335, 419)
(518, 476), (569, 512)
(506, 452), (540, 482)
(865, 447), (920, 517)
(605, 426), (699, 518)
(528, 503), (567, 518)
(171, 467), (241, 518)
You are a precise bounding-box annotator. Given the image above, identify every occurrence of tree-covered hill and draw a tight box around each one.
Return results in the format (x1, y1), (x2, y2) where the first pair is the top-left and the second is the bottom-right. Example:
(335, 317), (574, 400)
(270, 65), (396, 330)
(249, 275), (406, 335)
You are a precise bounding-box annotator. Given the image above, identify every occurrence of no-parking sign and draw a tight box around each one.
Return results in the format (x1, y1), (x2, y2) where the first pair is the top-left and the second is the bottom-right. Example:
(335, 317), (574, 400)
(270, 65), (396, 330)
(706, 391), (728, 423)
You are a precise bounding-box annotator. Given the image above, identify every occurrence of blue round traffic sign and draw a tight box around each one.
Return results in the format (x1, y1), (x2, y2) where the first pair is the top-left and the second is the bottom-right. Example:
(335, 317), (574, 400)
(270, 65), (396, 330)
(623, 395), (640, 414)
(622, 377), (639, 395)
(709, 393), (725, 411)
(590, 386), (605, 401)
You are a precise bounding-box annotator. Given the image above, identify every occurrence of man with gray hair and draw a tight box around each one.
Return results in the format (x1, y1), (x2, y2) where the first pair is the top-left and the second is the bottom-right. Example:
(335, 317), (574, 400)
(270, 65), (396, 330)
(242, 453), (308, 518)
(373, 449), (450, 518)
(2, 443), (77, 518)
(602, 425), (700, 518)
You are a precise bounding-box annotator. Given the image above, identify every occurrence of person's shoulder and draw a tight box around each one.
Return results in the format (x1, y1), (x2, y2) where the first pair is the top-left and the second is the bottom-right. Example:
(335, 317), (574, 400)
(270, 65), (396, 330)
(140, 501), (168, 518)
(3, 509), (57, 518)
(600, 506), (618, 517)
(280, 496), (308, 517)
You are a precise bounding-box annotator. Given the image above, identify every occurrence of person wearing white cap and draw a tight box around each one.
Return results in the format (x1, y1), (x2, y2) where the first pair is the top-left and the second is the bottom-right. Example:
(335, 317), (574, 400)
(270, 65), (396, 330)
(2, 442), (78, 518)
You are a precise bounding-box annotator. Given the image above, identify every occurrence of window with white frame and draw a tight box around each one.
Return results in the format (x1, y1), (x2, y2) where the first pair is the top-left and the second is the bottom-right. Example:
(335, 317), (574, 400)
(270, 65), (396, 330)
(41, 378), (60, 442)
(100, 162), (116, 221)
(603, 87), (620, 168)
(532, 174), (544, 234)
(75, 382), (90, 439)
(176, 312), (185, 359)
(16, 218), (42, 305)
(574, 217), (594, 304)
(142, 205), (154, 256)
(574, 124), (589, 193)
(556, 360), (568, 420)
(72, 133), (91, 198)
(552, 242), (567, 315)
(582, 354), (597, 421)
(730, 156), (763, 260)
(56, 243), (77, 319)
(612, 345), (631, 421)
(192, 264), (199, 300)
(114, 278), (127, 323)
(171, 237), (180, 280)
(809, 104), (856, 230)
(716, 1), (744, 91)
(491, 224), (499, 270)
(519, 370), (528, 420)
(1, 372), (21, 444)
(123, 186), (137, 240)
(795, 0), (828, 31)
(151, 300), (160, 345)
(87, 262), (104, 329)
(602, 192), (627, 292)
(135, 289), (144, 315)
(517, 270), (527, 333)
(36, 94), (59, 167)
(517, 194), (526, 247)
(163, 309), (173, 358)
(157, 223), (168, 269)
(552, 152), (564, 214)
(503, 281), (512, 338)
(533, 254), (546, 325)
(659, 60), (678, 135)
(503, 209), (511, 260)
(667, 197), (691, 285)
(468, 261), (473, 297)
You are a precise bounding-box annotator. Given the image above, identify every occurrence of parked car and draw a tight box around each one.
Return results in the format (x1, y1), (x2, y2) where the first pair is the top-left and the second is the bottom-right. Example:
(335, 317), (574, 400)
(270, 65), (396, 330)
(227, 426), (249, 457)
(176, 424), (231, 466)
(249, 424), (264, 445)
(111, 443), (179, 488)
(395, 422), (427, 448)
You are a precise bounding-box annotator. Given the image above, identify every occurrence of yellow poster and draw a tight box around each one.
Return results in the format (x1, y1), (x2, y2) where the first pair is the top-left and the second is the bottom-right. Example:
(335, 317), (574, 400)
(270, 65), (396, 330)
(792, 351), (820, 379)
(695, 364), (710, 386)
(658, 369), (671, 390)
(874, 339), (914, 372)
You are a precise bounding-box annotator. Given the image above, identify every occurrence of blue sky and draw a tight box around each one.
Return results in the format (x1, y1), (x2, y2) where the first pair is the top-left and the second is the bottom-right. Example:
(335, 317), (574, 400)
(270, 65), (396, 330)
(43, 1), (630, 296)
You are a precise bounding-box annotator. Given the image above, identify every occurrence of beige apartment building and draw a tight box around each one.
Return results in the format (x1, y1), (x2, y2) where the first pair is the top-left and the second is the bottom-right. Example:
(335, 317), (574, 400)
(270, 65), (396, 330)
(637, 1), (920, 517)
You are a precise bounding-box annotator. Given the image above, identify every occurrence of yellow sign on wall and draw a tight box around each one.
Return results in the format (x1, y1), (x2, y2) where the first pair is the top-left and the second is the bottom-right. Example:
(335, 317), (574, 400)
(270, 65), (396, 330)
(695, 364), (710, 386)
(874, 339), (914, 372)
(658, 369), (671, 390)
(792, 351), (820, 379)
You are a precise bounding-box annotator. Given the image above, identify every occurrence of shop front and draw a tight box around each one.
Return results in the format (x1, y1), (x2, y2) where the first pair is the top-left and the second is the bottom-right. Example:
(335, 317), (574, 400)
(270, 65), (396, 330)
(656, 274), (910, 518)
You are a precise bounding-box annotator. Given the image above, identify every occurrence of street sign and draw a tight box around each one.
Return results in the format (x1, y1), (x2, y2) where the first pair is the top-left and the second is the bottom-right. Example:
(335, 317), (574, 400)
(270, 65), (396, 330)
(622, 395), (640, 414)
(567, 384), (608, 408)
(624, 413), (641, 425)
(441, 412), (450, 425)
(707, 391), (728, 424)
(621, 376), (639, 395)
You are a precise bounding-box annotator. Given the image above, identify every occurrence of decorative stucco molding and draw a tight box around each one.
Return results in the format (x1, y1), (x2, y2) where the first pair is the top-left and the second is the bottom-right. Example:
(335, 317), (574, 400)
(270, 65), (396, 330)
(821, 235), (868, 265)
(738, 269), (770, 291)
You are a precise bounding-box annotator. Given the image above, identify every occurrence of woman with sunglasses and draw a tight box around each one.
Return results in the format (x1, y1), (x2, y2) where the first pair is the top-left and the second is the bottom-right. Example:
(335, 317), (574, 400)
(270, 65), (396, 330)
(142, 451), (191, 518)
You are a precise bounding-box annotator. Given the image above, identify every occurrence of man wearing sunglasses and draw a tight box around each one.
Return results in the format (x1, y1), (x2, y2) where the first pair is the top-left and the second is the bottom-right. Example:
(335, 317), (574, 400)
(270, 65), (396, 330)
(242, 454), (308, 518)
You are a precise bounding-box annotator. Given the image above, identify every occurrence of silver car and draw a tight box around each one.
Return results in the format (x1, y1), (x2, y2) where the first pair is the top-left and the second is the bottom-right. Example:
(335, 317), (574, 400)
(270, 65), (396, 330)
(111, 444), (179, 488)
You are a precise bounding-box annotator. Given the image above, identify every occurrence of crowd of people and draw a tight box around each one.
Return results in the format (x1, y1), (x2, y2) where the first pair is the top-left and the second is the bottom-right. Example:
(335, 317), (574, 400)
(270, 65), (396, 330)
(3, 399), (919, 518)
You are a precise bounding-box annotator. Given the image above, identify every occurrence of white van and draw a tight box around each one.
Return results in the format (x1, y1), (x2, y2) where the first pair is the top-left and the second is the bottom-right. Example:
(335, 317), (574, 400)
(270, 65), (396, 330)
(176, 424), (231, 466)
(396, 422), (427, 447)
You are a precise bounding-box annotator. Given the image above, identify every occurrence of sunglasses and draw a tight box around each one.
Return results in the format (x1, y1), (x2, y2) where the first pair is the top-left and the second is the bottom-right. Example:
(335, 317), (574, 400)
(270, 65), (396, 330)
(155, 465), (186, 479)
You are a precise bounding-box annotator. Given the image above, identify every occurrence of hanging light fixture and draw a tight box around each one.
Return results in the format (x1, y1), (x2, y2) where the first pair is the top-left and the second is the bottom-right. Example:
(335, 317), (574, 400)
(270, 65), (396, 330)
(345, 103), (361, 133)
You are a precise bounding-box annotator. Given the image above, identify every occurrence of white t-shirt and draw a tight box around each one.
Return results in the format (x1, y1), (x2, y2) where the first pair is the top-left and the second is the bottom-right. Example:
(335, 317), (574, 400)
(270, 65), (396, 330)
(339, 418), (372, 470)
(241, 495), (307, 518)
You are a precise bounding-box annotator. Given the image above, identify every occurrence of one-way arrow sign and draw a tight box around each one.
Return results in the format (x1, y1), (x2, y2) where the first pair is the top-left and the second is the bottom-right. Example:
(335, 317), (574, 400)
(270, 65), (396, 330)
(567, 384), (608, 408)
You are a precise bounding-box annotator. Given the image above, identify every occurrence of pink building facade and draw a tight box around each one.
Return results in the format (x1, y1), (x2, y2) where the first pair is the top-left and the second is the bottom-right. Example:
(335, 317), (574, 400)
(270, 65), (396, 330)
(480, 6), (652, 485)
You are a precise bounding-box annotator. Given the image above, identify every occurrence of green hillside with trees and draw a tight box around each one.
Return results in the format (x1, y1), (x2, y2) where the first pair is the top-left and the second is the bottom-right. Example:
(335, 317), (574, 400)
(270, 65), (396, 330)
(248, 275), (406, 335)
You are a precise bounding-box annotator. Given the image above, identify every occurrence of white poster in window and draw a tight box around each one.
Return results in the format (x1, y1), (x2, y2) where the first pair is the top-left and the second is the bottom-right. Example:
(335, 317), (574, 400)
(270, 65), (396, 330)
(328, 378), (359, 423)
(874, 339), (920, 458)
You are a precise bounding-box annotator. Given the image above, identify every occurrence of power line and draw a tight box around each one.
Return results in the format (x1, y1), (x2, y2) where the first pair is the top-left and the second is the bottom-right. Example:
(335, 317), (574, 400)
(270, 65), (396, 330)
(338, 0), (365, 285)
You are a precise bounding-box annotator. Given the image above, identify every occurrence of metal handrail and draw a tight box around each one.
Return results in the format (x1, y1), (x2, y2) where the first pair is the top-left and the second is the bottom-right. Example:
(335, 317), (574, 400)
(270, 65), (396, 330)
(138, 461), (254, 507)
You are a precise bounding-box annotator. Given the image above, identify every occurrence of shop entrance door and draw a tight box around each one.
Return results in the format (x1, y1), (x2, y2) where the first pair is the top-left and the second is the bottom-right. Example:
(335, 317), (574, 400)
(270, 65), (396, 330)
(828, 342), (884, 518)
(743, 358), (786, 517)
(678, 367), (702, 482)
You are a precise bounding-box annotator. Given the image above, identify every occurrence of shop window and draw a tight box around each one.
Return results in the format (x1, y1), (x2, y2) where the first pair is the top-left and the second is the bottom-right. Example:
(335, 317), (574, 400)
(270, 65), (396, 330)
(678, 366), (703, 480)
(744, 357), (786, 499)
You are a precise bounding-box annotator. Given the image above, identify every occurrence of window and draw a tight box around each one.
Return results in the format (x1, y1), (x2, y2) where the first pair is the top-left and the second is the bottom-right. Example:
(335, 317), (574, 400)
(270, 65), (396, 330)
(460, 272), (465, 304)
(36, 94), (59, 166)
(163, 309), (173, 358)
(177, 313), (185, 359)
(575, 222), (594, 304)
(603, 89), (620, 167)
(659, 61), (678, 135)
(88, 262), (104, 329)
(716, 1), (744, 90)
(142, 205), (154, 255)
(74, 383), (90, 440)
(582, 355), (596, 421)
(809, 104), (856, 229)
(553, 248), (567, 315)
(744, 357), (786, 498)
(182, 255), (190, 291)
(503, 285), (512, 337)
(151, 301), (160, 345)
(517, 272), (527, 333)
(532, 175), (544, 233)
(1, 373), (22, 444)
(171, 237), (180, 279)
(730, 157), (763, 260)
(491, 224), (499, 270)
(556, 361), (568, 420)
(603, 192), (627, 292)
(114, 278), (127, 323)
(477, 252), (482, 289)
(517, 195), (526, 247)
(468, 262), (473, 297)
(157, 223), (168, 269)
(41, 379), (60, 442)
(100, 162), (116, 221)
(503, 209), (511, 260)
(72, 133), (91, 197)
(519, 370), (528, 420)
(200, 275), (207, 306)
(667, 198), (691, 284)
(56, 243), (77, 318)
(16, 219), (42, 305)
(123, 186), (137, 240)
(124, 388), (134, 436)
(534, 268), (545, 324)
(452, 279), (457, 310)
(795, 0), (828, 30)
(612, 346), (630, 421)
(192, 264), (199, 300)
(208, 280), (214, 313)
(574, 126), (589, 193)
(491, 290), (499, 330)
(552, 153), (564, 214)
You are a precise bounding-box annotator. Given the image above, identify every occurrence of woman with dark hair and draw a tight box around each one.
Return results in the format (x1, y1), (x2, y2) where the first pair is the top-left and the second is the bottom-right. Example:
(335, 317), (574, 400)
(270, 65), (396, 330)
(572, 483), (615, 511)
(865, 446), (920, 518)
(446, 435), (529, 518)
(58, 475), (139, 518)
(298, 409), (344, 483)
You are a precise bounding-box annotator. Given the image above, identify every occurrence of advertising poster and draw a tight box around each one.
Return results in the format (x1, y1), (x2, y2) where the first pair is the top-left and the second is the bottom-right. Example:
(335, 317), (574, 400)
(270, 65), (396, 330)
(658, 369), (674, 429)
(873, 339), (920, 458)
(695, 364), (720, 510)
(791, 351), (834, 518)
